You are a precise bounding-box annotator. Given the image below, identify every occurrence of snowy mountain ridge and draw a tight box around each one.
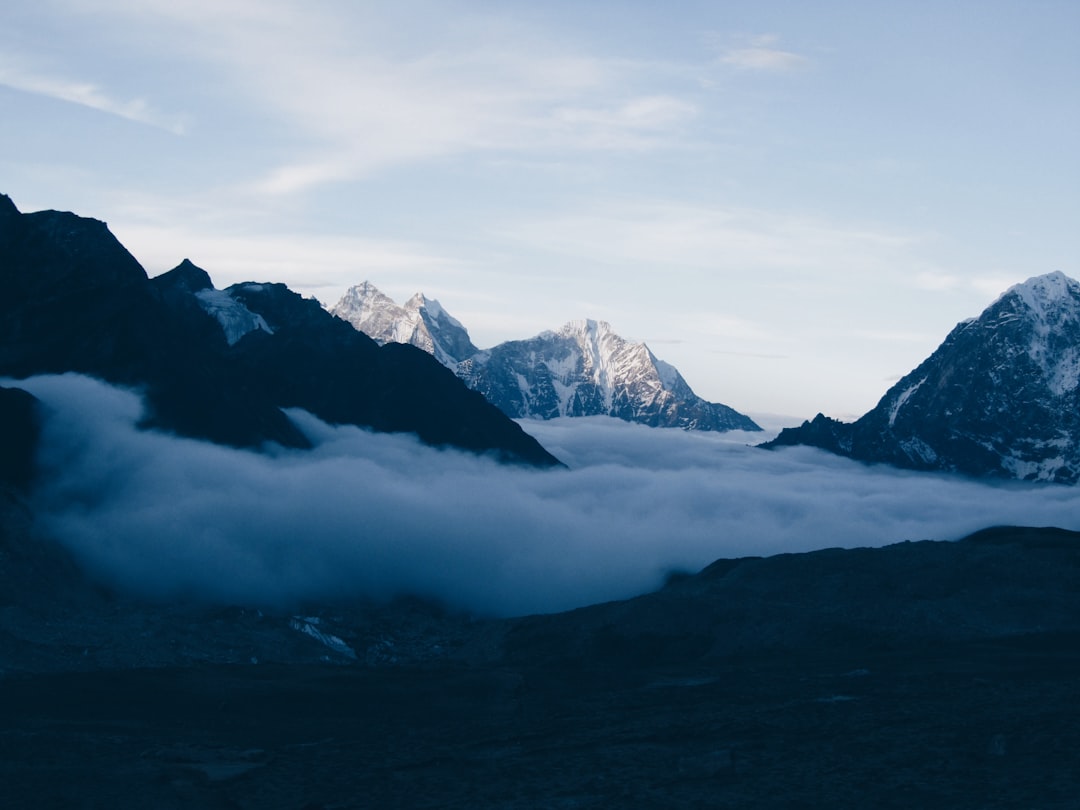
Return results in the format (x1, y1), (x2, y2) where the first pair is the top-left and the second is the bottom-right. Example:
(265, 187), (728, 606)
(766, 271), (1080, 483)
(332, 282), (477, 367)
(331, 283), (760, 432)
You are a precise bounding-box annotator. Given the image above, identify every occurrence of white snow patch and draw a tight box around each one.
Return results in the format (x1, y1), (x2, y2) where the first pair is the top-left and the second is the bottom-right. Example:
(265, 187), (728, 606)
(1002, 271), (1078, 325)
(899, 437), (938, 464)
(1003, 455), (1068, 482)
(194, 288), (274, 346)
(655, 358), (681, 391)
(513, 372), (532, 408)
(888, 378), (926, 427)
(1048, 346), (1080, 396)
(551, 377), (578, 416)
(289, 616), (357, 659)
(995, 273), (1080, 397)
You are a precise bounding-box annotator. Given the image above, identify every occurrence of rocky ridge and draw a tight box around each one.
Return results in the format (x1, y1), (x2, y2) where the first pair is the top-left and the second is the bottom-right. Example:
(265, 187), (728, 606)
(0, 195), (560, 467)
(332, 282), (760, 432)
(765, 272), (1080, 483)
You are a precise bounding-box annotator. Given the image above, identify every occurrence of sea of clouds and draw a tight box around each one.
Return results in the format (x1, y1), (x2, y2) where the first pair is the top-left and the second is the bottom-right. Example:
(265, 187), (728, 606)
(15, 374), (1080, 616)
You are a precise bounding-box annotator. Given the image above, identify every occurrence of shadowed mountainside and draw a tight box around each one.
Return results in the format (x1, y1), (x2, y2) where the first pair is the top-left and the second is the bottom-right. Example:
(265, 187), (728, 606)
(0, 194), (560, 466)
(764, 273), (1080, 483)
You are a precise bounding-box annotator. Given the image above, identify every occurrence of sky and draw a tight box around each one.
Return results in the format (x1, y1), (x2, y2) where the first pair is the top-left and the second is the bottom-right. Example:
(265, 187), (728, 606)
(1, 1), (1077, 420)
(19, 373), (1080, 616)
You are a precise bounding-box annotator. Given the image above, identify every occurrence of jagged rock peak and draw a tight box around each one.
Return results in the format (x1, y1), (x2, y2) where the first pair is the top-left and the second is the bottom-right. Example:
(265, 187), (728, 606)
(999, 271), (1080, 309)
(0, 193), (20, 218)
(335, 282), (760, 432)
(993, 271), (1080, 333)
(153, 259), (214, 293)
(764, 271), (1080, 482)
(0, 195), (147, 292)
(331, 282), (478, 366)
(558, 318), (613, 336)
(337, 280), (397, 314)
(403, 292), (428, 311)
(332, 281), (407, 331)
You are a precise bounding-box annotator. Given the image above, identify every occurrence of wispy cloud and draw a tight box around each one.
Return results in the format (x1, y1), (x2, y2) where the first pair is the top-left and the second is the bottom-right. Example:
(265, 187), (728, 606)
(850, 328), (938, 344)
(715, 34), (809, 73)
(45, 1), (710, 194)
(0, 57), (188, 134)
(115, 221), (469, 305)
(498, 198), (918, 272)
(913, 270), (1019, 299)
(550, 95), (698, 149)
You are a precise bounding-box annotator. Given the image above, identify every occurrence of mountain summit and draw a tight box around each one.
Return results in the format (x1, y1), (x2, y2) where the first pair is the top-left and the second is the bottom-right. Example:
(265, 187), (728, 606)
(332, 283), (760, 432)
(332, 281), (478, 366)
(765, 271), (1080, 482)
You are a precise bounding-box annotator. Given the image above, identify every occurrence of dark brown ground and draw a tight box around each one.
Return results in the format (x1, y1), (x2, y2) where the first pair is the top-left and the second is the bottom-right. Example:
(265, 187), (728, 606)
(3, 525), (1080, 808)
(3, 636), (1080, 809)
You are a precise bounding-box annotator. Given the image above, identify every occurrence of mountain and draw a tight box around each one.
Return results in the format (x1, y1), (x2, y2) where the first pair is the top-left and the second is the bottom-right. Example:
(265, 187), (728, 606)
(332, 281), (478, 367)
(332, 282), (761, 432)
(0, 194), (560, 467)
(765, 272), (1080, 483)
(0, 385), (39, 492)
(461, 320), (761, 431)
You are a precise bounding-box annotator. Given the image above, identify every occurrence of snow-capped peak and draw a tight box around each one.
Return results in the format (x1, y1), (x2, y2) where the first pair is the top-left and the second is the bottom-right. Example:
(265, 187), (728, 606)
(332, 281), (760, 432)
(331, 282), (477, 366)
(767, 271), (1080, 482)
(992, 272), (1080, 396)
(558, 319), (613, 339)
(335, 281), (400, 325)
(1000, 272), (1080, 325)
(405, 292), (467, 332)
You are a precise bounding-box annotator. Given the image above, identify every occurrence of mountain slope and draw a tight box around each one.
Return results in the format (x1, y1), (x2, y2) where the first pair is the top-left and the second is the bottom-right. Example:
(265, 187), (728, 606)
(0, 195), (309, 449)
(332, 281), (478, 366)
(0, 195), (560, 467)
(765, 272), (1080, 482)
(333, 282), (760, 432)
(461, 319), (760, 431)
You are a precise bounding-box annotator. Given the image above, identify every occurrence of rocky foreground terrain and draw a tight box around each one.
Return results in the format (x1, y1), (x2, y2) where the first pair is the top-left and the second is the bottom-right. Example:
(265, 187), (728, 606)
(3, 512), (1080, 809)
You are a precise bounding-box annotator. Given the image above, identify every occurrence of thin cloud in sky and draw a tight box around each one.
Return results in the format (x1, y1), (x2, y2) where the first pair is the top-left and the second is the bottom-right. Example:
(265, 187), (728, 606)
(114, 222), (470, 296)
(848, 327), (939, 344)
(913, 270), (1021, 299)
(0, 57), (187, 135)
(715, 34), (809, 72)
(498, 199), (920, 272)
(43, 0), (715, 193)
(551, 95), (699, 149)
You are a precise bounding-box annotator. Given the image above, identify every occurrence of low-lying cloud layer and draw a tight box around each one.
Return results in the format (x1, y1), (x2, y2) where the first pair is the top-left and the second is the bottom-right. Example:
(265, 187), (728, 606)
(17, 374), (1080, 616)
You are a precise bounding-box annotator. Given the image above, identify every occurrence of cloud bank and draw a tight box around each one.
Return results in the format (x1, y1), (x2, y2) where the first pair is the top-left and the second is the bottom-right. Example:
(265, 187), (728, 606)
(18, 374), (1080, 617)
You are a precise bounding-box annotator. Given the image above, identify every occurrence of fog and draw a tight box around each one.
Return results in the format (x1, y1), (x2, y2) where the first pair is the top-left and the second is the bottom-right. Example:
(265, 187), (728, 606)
(16, 374), (1080, 616)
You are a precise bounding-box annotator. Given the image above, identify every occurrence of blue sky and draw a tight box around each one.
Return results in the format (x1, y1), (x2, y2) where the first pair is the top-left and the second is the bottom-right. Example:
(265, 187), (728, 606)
(2, 0), (1077, 420)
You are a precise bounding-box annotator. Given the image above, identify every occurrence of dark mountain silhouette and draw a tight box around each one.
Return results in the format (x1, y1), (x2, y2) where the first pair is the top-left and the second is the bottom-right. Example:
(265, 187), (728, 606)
(0, 194), (559, 467)
(0, 385), (39, 492)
